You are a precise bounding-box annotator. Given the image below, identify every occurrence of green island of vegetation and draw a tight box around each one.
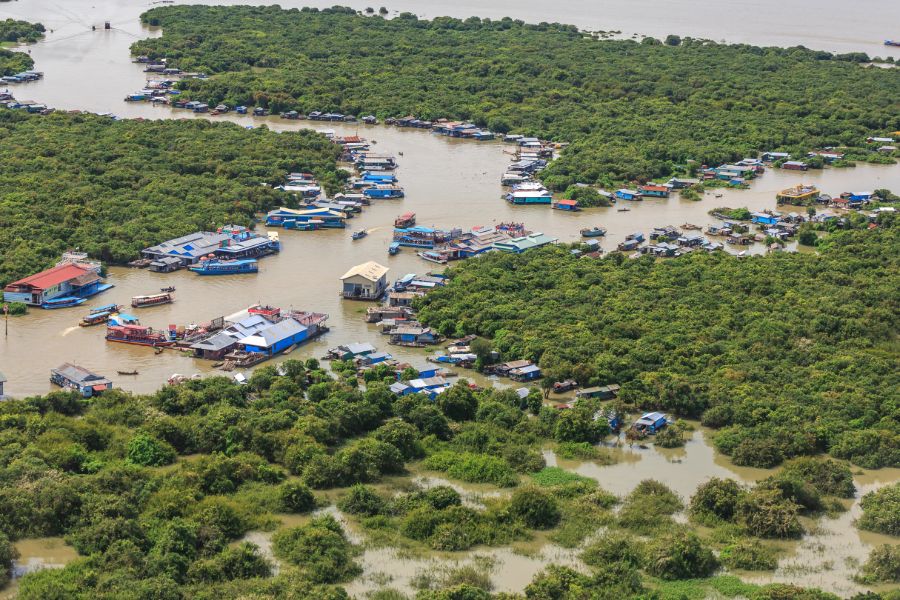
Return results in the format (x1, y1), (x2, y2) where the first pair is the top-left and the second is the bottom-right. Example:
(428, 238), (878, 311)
(0, 19), (45, 44)
(0, 48), (33, 76)
(417, 219), (899, 470)
(0, 111), (345, 286)
(0, 364), (883, 599)
(131, 5), (899, 188)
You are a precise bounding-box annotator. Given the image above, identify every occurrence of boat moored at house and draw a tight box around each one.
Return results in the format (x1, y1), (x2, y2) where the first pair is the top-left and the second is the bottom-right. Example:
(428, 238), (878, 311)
(106, 324), (175, 347)
(3, 261), (112, 308)
(189, 258), (259, 275)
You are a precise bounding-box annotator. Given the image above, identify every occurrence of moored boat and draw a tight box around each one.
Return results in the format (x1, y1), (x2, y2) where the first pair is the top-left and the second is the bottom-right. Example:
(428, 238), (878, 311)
(188, 258), (258, 275)
(248, 304), (281, 319)
(580, 227), (607, 238)
(388, 241), (401, 255)
(394, 212), (416, 228)
(106, 324), (174, 347)
(41, 296), (86, 309)
(132, 292), (173, 308)
(117, 370), (139, 376)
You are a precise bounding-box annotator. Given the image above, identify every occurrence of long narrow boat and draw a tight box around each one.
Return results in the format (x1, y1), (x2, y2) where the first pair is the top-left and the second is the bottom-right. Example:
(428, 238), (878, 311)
(80, 311), (113, 327)
(188, 258), (258, 275)
(41, 296), (86, 309)
(394, 212), (416, 228)
(106, 324), (174, 347)
(132, 292), (173, 308)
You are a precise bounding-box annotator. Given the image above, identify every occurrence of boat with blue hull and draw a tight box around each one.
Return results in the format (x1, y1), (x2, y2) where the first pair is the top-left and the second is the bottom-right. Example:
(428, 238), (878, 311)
(189, 258), (259, 275)
(41, 297), (86, 309)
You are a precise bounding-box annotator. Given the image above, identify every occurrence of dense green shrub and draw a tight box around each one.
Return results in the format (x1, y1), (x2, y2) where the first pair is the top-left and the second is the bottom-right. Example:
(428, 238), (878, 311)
(646, 531), (719, 580)
(857, 544), (900, 583)
(422, 451), (518, 487)
(126, 433), (177, 467)
(0, 19), (45, 43)
(337, 485), (386, 517)
(720, 540), (779, 571)
(0, 532), (17, 588)
(277, 481), (316, 513)
(857, 484), (900, 536)
(690, 478), (745, 525)
(736, 490), (803, 539)
(272, 515), (360, 583)
(779, 458), (855, 498)
(581, 532), (645, 568)
(509, 487), (561, 529)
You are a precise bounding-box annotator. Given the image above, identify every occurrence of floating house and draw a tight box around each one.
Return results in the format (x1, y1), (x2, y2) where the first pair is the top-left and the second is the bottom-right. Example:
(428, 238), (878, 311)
(266, 207), (346, 229)
(190, 314), (272, 360)
(238, 317), (312, 356)
(3, 263), (110, 307)
(359, 351), (393, 366)
(328, 342), (377, 360)
(614, 189), (641, 201)
(666, 178), (700, 189)
(363, 185), (405, 199)
(761, 152), (790, 162)
(510, 364), (542, 382)
(638, 184), (670, 198)
(389, 326), (440, 347)
(492, 233), (557, 254)
(148, 256), (183, 273)
(632, 412), (669, 434)
(142, 226), (278, 266)
(507, 189), (552, 205)
(50, 363), (112, 397)
(575, 384), (620, 400)
(782, 161), (809, 171)
(751, 212), (781, 226)
(340, 261), (389, 300)
(776, 185), (819, 204)
(552, 199), (580, 211)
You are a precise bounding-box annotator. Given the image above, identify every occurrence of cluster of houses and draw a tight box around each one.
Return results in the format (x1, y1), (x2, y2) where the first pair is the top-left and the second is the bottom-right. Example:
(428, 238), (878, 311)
(1, 70), (43, 85)
(265, 137), (404, 232)
(138, 225), (281, 273)
(1, 91), (50, 114)
(501, 137), (556, 204)
(186, 304), (329, 369)
(392, 222), (558, 264)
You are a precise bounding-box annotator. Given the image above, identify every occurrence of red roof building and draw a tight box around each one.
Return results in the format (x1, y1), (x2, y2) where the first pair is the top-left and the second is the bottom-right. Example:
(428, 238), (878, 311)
(3, 263), (101, 306)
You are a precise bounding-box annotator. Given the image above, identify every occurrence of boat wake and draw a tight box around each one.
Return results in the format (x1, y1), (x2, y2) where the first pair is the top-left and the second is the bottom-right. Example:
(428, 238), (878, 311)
(61, 326), (80, 336)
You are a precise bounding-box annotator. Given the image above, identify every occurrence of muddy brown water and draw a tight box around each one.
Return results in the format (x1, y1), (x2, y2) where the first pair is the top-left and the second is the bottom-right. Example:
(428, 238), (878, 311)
(0, 1), (897, 597)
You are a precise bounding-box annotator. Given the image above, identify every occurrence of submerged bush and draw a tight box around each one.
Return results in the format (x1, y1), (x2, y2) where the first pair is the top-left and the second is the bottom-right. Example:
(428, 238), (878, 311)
(646, 531), (718, 580)
(858, 544), (900, 583)
(422, 451), (518, 487)
(509, 487), (561, 529)
(720, 539), (779, 571)
(337, 485), (386, 517)
(272, 515), (360, 583)
(779, 458), (855, 498)
(690, 478), (745, 525)
(581, 531), (645, 569)
(858, 484), (900, 536)
(736, 489), (803, 539)
(277, 481), (316, 513)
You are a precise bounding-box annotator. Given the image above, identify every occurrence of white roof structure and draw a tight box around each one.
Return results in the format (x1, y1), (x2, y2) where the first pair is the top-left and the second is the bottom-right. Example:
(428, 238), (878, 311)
(340, 261), (389, 282)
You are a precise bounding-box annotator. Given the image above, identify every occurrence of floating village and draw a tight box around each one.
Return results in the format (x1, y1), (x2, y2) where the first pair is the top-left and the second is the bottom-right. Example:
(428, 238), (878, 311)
(2, 62), (898, 417)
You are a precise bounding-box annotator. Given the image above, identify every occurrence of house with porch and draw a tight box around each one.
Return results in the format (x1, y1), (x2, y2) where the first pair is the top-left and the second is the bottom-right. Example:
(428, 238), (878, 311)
(3, 263), (109, 307)
(340, 261), (389, 300)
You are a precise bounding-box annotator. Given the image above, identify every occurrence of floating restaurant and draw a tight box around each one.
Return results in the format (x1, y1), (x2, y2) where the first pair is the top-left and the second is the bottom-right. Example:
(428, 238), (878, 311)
(142, 225), (279, 269)
(265, 206), (347, 229)
(340, 262), (390, 301)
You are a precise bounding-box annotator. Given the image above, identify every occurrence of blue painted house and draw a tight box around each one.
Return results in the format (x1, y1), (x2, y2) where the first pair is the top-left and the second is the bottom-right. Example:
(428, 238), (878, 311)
(615, 189), (641, 201)
(239, 318), (310, 356)
(510, 364), (542, 381)
(50, 363), (112, 397)
(751, 212), (780, 226)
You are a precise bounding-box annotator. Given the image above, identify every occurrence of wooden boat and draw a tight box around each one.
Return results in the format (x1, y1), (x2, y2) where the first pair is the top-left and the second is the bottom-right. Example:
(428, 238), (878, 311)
(351, 229), (368, 240)
(41, 296), (86, 309)
(117, 370), (139, 376)
(681, 223), (701, 230)
(580, 227), (606, 238)
(80, 310), (114, 327)
(617, 207), (630, 212)
(189, 258), (258, 275)
(389, 241), (401, 255)
(160, 286), (176, 293)
(394, 212), (416, 228)
(132, 292), (173, 308)
(107, 324), (173, 347)
(418, 250), (448, 264)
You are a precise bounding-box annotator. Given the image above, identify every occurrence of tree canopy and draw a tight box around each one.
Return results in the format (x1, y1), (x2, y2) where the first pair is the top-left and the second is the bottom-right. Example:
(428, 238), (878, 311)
(0, 111), (345, 285)
(132, 5), (899, 187)
(417, 221), (899, 468)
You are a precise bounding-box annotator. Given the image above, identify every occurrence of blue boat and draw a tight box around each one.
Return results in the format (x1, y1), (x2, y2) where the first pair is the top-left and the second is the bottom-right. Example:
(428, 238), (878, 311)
(41, 296), (87, 309)
(364, 186), (405, 199)
(189, 258), (259, 275)
(351, 230), (368, 240)
(90, 303), (122, 314)
(389, 242), (401, 255)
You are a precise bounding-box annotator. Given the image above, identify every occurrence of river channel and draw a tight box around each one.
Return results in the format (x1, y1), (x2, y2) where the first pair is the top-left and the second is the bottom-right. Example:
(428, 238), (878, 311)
(0, 1), (898, 597)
